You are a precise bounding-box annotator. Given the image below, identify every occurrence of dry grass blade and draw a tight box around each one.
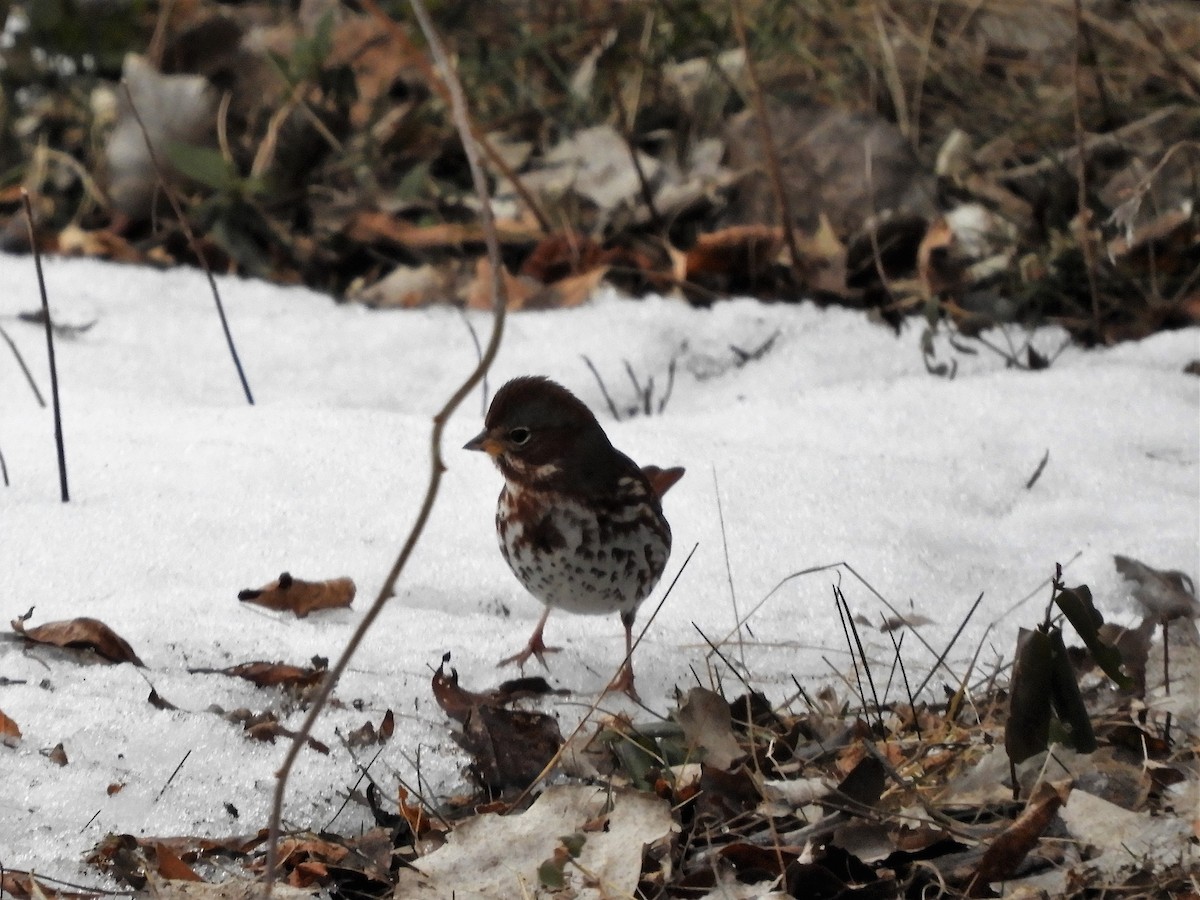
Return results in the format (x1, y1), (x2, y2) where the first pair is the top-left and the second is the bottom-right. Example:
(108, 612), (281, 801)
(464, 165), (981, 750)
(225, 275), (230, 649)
(119, 82), (255, 406)
(0, 322), (46, 407)
(22, 191), (69, 502)
(260, 0), (509, 891)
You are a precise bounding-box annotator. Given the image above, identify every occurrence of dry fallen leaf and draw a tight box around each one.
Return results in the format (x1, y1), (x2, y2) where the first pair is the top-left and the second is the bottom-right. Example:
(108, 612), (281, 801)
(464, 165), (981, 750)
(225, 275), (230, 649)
(12, 612), (145, 666)
(189, 660), (326, 689)
(152, 841), (204, 882)
(431, 655), (563, 792)
(676, 687), (744, 771)
(685, 225), (784, 280)
(0, 870), (100, 900)
(393, 784), (673, 899)
(344, 210), (539, 251)
(1114, 554), (1199, 622)
(237, 572), (355, 618)
(967, 780), (1068, 895)
(0, 708), (21, 747)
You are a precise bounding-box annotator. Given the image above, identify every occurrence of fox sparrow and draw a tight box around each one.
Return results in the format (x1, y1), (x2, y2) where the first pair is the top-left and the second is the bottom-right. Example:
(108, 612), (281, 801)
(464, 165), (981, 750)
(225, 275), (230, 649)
(465, 376), (683, 697)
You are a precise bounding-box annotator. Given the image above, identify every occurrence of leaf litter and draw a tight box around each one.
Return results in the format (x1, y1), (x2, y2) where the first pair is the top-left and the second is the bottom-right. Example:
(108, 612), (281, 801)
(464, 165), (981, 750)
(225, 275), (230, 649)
(1, 558), (1195, 898)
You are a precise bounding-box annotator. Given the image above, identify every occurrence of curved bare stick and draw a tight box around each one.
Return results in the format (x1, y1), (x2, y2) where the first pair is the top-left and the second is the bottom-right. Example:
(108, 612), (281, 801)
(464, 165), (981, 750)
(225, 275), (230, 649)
(260, 0), (509, 890)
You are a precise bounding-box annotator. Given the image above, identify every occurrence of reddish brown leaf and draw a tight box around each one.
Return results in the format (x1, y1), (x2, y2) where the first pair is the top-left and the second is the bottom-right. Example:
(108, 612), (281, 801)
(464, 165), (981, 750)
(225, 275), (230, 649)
(232, 710), (331, 754)
(0, 708), (21, 747)
(519, 231), (609, 282)
(464, 258), (540, 311)
(431, 655), (563, 791)
(237, 572), (355, 618)
(12, 615), (144, 666)
(191, 660), (326, 688)
(345, 210), (539, 250)
(967, 781), (1068, 895)
(153, 842), (204, 882)
(0, 871), (99, 900)
(917, 217), (960, 298)
(397, 786), (433, 839)
(431, 654), (490, 723)
(685, 225), (784, 278)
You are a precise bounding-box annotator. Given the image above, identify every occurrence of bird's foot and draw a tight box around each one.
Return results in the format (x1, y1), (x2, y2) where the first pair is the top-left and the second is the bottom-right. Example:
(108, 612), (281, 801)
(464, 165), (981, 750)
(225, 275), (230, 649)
(604, 662), (639, 701)
(497, 636), (561, 670)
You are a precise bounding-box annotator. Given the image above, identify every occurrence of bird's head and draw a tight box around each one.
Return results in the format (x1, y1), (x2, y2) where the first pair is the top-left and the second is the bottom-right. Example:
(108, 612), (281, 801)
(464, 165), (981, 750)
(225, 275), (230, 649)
(464, 376), (614, 488)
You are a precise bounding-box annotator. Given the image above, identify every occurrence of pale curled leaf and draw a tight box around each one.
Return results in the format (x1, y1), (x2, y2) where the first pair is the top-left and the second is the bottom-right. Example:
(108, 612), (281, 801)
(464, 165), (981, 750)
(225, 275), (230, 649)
(1114, 554), (1199, 622)
(392, 785), (674, 899)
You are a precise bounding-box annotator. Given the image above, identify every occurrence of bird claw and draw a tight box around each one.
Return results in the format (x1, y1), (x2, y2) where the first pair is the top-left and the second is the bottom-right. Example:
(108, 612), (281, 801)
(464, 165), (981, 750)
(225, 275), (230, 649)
(604, 663), (639, 701)
(497, 639), (561, 670)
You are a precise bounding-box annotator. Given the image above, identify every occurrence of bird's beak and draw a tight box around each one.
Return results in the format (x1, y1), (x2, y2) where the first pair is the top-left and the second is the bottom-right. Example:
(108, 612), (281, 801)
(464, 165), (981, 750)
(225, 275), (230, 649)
(464, 430), (502, 457)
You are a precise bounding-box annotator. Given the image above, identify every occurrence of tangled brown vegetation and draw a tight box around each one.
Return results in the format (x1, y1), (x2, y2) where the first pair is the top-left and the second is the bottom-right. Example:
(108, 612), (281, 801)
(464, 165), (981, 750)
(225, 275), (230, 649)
(1, 0), (1198, 345)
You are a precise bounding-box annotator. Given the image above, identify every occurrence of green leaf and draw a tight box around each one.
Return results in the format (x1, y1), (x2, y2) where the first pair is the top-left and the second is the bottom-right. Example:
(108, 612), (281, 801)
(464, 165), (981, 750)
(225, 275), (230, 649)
(536, 859), (565, 889)
(559, 832), (587, 858)
(166, 143), (237, 193)
(1054, 584), (1132, 689)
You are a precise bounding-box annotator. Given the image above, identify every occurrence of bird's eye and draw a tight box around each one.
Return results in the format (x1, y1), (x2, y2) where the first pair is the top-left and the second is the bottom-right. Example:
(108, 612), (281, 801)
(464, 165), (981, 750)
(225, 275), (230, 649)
(508, 427), (532, 446)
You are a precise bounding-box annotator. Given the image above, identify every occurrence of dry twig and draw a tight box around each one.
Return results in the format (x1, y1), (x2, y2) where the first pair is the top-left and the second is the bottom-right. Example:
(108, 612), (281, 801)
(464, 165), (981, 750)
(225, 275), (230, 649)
(261, 0), (509, 889)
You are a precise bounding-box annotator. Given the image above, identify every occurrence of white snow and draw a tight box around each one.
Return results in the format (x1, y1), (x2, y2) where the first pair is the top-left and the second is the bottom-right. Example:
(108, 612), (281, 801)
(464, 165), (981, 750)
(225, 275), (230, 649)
(0, 253), (1196, 882)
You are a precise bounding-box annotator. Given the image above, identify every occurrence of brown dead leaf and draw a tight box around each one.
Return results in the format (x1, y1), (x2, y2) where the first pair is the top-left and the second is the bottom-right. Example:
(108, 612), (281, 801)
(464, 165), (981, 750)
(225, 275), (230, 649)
(519, 231), (611, 282)
(55, 224), (144, 263)
(237, 572), (355, 618)
(345, 210), (539, 250)
(42, 742), (68, 766)
(685, 225), (784, 279)
(153, 841), (204, 882)
(398, 786), (433, 840)
(221, 708), (330, 754)
(465, 257), (605, 310)
(917, 218), (961, 299)
(431, 655), (564, 792)
(464, 258), (540, 311)
(12, 613), (145, 666)
(967, 780), (1068, 895)
(0, 708), (21, 747)
(190, 660), (326, 689)
(530, 265), (608, 309)
(0, 871), (100, 900)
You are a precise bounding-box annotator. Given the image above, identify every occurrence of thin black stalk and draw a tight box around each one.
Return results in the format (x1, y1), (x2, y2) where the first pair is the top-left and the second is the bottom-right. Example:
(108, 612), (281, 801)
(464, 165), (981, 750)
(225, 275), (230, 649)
(0, 322), (47, 406)
(23, 192), (68, 502)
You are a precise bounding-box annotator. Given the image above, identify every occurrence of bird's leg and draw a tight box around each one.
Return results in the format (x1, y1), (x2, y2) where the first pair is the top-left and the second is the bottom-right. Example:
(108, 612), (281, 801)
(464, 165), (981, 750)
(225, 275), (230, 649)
(497, 606), (560, 670)
(604, 610), (640, 700)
